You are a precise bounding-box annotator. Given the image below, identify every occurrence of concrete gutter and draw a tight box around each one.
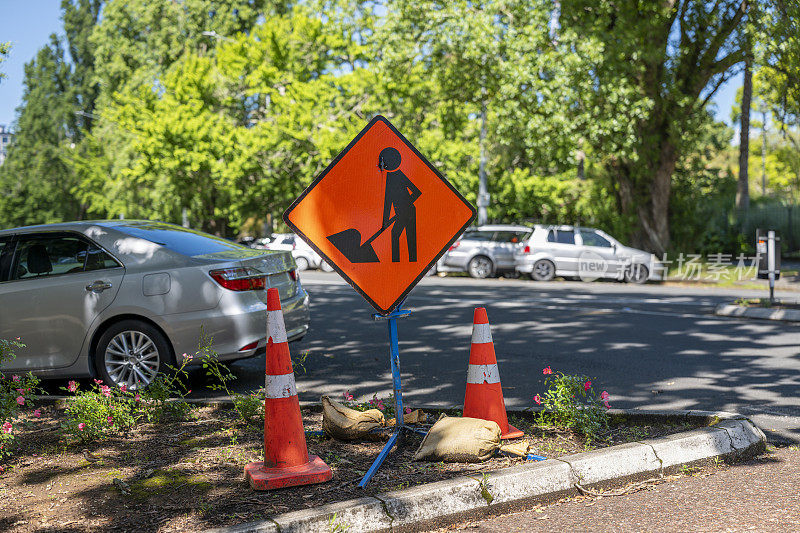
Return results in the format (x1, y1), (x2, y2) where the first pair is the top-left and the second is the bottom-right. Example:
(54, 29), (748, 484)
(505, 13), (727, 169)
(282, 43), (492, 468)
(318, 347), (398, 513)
(201, 409), (766, 533)
(715, 304), (800, 322)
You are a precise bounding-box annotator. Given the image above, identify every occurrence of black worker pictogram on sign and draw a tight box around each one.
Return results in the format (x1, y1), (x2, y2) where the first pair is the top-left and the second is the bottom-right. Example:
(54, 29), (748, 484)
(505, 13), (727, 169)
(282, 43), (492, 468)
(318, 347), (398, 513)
(283, 115), (477, 314)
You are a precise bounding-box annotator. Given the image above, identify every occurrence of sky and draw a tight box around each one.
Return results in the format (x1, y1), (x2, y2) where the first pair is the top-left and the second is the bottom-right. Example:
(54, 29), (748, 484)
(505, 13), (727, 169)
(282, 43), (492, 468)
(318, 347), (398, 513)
(0, 1), (743, 130)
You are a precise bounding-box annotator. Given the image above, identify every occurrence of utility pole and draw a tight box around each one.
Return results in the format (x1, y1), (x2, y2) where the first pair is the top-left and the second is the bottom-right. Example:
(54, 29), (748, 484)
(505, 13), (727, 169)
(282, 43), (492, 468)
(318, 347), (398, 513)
(477, 100), (488, 226)
(762, 109), (768, 196)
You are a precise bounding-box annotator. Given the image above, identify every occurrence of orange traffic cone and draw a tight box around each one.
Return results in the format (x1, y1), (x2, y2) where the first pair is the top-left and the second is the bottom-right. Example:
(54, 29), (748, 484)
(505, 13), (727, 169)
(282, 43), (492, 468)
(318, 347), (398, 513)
(462, 307), (524, 440)
(244, 288), (332, 490)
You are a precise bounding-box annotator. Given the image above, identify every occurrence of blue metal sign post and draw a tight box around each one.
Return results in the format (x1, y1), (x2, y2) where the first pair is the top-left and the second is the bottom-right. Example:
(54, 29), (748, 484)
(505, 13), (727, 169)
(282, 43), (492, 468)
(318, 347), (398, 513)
(358, 303), (426, 488)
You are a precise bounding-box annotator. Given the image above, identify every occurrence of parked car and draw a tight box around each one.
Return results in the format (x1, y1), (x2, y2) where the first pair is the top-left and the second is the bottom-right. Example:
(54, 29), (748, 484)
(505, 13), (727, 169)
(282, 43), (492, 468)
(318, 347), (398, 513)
(436, 224), (533, 278)
(266, 233), (334, 272)
(515, 225), (663, 283)
(237, 236), (269, 250)
(0, 221), (310, 390)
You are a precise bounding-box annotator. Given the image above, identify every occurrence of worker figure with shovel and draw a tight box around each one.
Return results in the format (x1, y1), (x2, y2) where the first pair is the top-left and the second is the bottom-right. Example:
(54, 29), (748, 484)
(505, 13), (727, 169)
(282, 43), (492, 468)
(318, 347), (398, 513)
(379, 147), (421, 262)
(325, 147), (422, 264)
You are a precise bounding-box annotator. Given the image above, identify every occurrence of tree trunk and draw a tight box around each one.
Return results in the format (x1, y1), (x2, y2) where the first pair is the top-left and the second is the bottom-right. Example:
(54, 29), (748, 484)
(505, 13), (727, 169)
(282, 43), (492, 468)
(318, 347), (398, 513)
(737, 54), (752, 210)
(642, 139), (676, 255)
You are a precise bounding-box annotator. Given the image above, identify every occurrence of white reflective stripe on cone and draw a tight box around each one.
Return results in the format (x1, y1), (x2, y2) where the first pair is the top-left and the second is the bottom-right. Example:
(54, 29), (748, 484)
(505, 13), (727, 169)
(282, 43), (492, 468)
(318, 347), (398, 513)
(265, 373), (297, 398)
(466, 364), (501, 384)
(471, 323), (492, 344)
(266, 310), (288, 343)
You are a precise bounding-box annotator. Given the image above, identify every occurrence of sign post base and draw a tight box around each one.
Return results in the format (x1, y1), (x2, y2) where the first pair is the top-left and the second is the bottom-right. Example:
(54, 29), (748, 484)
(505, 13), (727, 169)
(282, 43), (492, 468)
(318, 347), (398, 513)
(358, 305), (426, 489)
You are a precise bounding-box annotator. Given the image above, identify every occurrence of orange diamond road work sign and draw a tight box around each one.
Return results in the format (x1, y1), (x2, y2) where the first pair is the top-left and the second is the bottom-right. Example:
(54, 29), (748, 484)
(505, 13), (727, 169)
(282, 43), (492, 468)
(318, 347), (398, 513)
(284, 115), (476, 315)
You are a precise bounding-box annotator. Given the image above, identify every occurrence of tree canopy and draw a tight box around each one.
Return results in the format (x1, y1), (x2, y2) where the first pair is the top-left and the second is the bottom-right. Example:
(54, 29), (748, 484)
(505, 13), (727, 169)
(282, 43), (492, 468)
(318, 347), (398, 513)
(1, 0), (799, 255)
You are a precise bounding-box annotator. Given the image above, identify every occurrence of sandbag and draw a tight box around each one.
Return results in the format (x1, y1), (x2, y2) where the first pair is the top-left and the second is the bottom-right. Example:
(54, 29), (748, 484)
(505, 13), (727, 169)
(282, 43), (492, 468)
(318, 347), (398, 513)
(413, 415), (531, 463)
(386, 409), (427, 427)
(322, 396), (385, 441)
(413, 415), (502, 462)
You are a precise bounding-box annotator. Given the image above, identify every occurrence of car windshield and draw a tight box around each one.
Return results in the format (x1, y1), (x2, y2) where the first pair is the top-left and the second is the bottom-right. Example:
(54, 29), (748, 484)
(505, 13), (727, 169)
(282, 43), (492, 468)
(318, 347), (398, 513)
(114, 222), (246, 257)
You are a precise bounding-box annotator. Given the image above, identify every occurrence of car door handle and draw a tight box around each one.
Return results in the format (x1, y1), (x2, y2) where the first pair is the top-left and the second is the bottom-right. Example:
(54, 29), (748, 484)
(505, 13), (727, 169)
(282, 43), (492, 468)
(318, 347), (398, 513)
(86, 281), (113, 293)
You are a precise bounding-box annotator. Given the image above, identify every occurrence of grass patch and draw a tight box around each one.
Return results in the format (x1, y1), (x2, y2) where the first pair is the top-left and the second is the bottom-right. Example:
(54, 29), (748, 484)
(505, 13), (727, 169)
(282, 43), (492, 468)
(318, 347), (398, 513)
(130, 469), (211, 499)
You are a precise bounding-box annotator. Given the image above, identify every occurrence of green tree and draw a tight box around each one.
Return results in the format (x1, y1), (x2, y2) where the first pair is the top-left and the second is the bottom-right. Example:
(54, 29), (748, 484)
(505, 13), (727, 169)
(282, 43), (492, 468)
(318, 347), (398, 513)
(62, 0), (103, 134)
(90, 0), (274, 99)
(561, 1), (750, 254)
(83, 6), (374, 235)
(375, 1), (587, 221)
(0, 42), (10, 82)
(0, 37), (81, 226)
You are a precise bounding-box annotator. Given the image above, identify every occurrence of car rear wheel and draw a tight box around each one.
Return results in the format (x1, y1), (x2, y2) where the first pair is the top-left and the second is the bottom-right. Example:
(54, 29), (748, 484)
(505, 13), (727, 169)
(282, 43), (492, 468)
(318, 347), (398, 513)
(94, 320), (173, 390)
(295, 256), (309, 271)
(531, 259), (556, 281)
(468, 256), (493, 279)
(625, 264), (649, 284)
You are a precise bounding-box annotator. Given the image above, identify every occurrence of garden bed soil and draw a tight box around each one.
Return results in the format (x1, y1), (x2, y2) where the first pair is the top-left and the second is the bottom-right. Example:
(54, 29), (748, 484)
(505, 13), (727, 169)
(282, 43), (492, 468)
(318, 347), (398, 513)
(0, 405), (697, 533)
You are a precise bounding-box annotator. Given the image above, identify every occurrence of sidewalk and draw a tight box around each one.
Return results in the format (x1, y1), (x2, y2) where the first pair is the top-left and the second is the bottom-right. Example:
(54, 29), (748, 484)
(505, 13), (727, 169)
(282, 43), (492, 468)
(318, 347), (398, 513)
(444, 446), (799, 532)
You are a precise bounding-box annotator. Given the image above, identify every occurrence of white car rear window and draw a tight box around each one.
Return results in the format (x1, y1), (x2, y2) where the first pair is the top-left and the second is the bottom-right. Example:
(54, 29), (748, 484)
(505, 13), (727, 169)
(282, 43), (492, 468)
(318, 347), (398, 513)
(115, 223), (245, 257)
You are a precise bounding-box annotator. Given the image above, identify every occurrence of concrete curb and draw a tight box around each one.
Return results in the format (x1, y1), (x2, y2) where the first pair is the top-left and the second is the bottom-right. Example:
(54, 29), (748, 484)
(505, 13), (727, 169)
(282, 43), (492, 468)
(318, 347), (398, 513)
(201, 409), (766, 533)
(715, 303), (800, 322)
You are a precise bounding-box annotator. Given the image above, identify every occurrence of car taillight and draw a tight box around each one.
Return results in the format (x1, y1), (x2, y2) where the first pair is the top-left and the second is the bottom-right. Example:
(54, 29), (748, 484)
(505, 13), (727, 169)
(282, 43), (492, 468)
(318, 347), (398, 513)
(239, 341), (259, 352)
(449, 241), (461, 252)
(523, 245), (531, 253)
(209, 267), (266, 291)
(288, 269), (298, 281)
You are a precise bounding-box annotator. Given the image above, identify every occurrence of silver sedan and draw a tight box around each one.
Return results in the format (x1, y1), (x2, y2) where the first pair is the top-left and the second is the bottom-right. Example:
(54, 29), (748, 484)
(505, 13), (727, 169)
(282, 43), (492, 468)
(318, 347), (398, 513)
(0, 221), (310, 389)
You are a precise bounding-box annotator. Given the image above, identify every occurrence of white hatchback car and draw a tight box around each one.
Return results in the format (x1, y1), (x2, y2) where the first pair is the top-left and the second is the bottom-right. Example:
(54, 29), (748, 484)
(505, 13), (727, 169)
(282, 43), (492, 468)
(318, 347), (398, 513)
(515, 225), (664, 283)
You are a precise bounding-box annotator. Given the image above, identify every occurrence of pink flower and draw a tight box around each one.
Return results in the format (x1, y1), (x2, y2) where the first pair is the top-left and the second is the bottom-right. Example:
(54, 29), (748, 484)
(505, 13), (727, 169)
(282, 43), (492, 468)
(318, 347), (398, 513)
(67, 381), (78, 392)
(15, 396), (24, 406)
(584, 381), (592, 391)
(100, 385), (111, 398)
(184, 353), (193, 362)
(134, 393), (141, 403)
(15, 337), (21, 341)
(600, 391), (609, 400)
(107, 416), (114, 424)
(11, 375), (20, 382)
(120, 384), (127, 393)
(342, 391), (353, 402)
(542, 367), (552, 375)
(2, 422), (12, 434)
(404, 407), (411, 414)
(376, 401), (385, 410)
(93, 379), (103, 385)
(534, 394), (542, 405)
(78, 423), (86, 431)
(33, 409), (41, 418)
(604, 401), (611, 410)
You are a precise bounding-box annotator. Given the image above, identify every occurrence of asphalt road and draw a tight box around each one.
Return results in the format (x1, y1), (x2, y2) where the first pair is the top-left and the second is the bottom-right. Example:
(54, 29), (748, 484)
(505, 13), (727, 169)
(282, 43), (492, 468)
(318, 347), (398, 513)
(223, 272), (800, 443)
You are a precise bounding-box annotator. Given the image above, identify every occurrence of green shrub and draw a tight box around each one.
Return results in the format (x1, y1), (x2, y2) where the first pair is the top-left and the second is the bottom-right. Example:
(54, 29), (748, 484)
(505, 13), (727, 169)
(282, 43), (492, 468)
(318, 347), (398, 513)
(138, 355), (193, 422)
(534, 366), (609, 443)
(62, 353), (194, 443)
(61, 380), (139, 442)
(1, 338), (41, 460)
(341, 392), (404, 420)
(232, 391), (264, 424)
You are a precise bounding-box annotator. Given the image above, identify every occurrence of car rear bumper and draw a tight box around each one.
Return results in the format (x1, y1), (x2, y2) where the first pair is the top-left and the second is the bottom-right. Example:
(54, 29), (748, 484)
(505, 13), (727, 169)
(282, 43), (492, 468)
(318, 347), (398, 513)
(166, 286), (310, 364)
